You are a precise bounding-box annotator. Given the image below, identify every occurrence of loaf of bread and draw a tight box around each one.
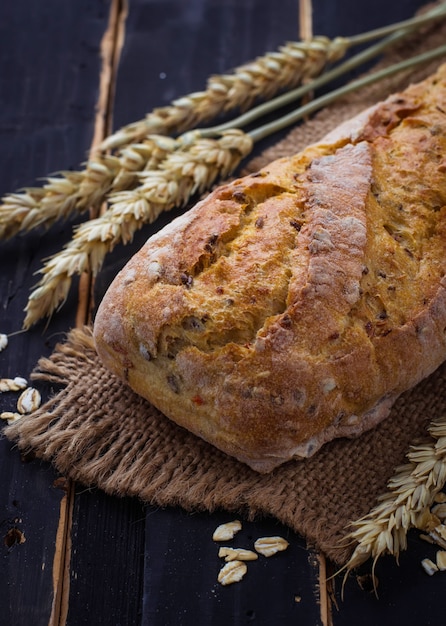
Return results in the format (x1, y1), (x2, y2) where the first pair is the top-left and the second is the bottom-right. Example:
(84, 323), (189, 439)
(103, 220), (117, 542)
(94, 64), (446, 473)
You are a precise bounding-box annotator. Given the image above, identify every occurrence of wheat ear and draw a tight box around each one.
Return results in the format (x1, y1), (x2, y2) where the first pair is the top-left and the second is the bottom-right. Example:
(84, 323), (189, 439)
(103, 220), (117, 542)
(23, 130), (252, 328)
(0, 39), (342, 241)
(99, 36), (348, 152)
(339, 418), (446, 583)
(0, 38), (342, 240)
(0, 136), (179, 240)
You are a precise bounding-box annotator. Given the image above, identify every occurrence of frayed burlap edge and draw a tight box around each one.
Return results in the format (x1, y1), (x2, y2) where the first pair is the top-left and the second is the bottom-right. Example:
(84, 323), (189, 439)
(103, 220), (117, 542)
(5, 326), (446, 565)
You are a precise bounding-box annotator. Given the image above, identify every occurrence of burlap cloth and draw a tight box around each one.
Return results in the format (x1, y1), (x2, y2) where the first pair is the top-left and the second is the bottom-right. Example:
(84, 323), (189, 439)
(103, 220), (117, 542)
(5, 11), (446, 566)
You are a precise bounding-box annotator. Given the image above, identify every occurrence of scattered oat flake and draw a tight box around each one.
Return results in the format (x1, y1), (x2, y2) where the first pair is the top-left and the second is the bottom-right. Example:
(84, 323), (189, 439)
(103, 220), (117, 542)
(0, 334), (7, 352)
(421, 557), (438, 576)
(434, 492), (446, 504)
(254, 536), (289, 557)
(0, 377), (28, 392)
(217, 560), (247, 586)
(212, 520), (242, 542)
(429, 525), (446, 549)
(0, 412), (22, 425)
(432, 503), (446, 521)
(218, 547), (258, 562)
(436, 550), (446, 571)
(17, 387), (41, 414)
(13, 376), (28, 388)
(1, 411), (21, 420)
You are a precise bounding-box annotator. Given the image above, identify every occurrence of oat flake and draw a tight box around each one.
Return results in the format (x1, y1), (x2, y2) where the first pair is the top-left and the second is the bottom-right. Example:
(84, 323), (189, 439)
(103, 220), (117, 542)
(0, 334), (8, 352)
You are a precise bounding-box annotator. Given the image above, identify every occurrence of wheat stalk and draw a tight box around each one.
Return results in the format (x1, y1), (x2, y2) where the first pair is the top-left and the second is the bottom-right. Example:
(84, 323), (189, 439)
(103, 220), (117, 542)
(0, 38), (342, 240)
(339, 418), (446, 587)
(248, 42), (446, 142)
(2, 5), (445, 242)
(23, 130), (252, 328)
(22, 42), (446, 327)
(98, 4), (446, 151)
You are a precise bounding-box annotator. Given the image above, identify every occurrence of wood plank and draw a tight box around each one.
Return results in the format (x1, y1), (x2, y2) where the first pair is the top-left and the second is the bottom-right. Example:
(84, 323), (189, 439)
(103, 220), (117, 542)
(330, 532), (446, 624)
(312, 0), (429, 37)
(143, 507), (323, 625)
(311, 0), (432, 92)
(90, 1), (441, 623)
(0, 440), (65, 625)
(111, 2), (326, 624)
(0, 1), (110, 624)
(88, 1), (326, 624)
(66, 489), (146, 625)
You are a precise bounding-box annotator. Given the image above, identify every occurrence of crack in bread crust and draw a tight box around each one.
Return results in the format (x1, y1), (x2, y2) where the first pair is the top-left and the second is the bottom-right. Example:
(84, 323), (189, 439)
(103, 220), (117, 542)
(154, 182), (300, 357)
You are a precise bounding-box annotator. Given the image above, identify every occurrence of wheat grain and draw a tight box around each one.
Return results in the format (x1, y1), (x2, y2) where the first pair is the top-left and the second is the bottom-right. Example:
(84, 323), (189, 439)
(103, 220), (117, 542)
(342, 417), (446, 576)
(421, 557), (439, 576)
(23, 130), (252, 328)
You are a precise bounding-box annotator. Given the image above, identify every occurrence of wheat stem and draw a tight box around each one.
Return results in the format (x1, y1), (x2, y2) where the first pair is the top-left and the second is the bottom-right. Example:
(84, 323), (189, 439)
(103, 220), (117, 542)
(23, 130), (252, 328)
(346, 2), (446, 46)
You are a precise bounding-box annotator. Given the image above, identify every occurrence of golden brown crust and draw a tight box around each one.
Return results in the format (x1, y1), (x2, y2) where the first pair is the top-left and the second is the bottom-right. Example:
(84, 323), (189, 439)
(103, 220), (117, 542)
(94, 65), (446, 472)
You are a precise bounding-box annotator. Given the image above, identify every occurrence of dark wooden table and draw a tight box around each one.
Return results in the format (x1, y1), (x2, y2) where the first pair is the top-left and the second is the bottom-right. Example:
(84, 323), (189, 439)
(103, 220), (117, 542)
(1, 1), (445, 624)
